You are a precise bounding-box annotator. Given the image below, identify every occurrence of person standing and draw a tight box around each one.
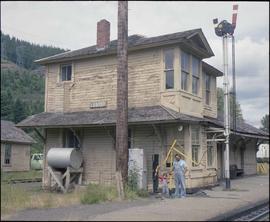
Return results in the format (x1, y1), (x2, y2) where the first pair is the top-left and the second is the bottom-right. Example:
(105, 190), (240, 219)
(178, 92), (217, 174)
(172, 153), (187, 198)
(159, 172), (170, 197)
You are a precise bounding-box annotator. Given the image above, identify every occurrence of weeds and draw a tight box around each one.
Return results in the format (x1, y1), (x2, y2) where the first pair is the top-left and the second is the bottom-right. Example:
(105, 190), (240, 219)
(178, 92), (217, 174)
(80, 183), (117, 204)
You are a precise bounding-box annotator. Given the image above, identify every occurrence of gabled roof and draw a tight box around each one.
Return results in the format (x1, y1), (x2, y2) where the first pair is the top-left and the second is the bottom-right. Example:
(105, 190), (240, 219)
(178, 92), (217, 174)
(1, 120), (36, 144)
(16, 106), (268, 140)
(35, 29), (214, 65)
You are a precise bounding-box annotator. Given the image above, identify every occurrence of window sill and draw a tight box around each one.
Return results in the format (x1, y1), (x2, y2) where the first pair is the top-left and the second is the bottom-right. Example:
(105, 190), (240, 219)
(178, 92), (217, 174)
(3, 164), (12, 167)
(179, 90), (202, 100)
(56, 81), (74, 87)
(206, 167), (216, 170)
(190, 167), (204, 171)
(204, 105), (212, 110)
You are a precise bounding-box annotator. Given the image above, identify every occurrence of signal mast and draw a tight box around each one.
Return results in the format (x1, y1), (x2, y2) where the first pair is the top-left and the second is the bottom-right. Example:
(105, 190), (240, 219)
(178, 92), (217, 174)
(213, 5), (239, 189)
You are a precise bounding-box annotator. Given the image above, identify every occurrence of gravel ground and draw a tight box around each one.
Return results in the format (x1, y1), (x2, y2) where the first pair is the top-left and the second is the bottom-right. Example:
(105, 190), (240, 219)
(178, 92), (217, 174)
(3, 175), (269, 221)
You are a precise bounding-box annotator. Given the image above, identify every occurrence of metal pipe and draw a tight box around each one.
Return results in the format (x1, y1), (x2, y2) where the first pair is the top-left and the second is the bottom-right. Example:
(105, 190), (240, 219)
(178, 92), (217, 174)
(232, 35), (237, 132)
(223, 35), (231, 189)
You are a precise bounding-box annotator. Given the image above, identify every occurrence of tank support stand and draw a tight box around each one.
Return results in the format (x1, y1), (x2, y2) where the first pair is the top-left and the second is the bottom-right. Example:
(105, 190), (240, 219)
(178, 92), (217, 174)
(48, 166), (83, 193)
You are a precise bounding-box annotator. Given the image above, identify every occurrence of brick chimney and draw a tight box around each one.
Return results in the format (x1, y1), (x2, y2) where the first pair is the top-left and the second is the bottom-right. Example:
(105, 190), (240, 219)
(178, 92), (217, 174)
(96, 19), (110, 50)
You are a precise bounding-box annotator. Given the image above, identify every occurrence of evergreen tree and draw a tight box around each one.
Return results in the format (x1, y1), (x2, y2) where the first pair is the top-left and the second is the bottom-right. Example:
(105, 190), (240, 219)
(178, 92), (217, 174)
(1, 89), (14, 121)
(13, 99), (27, 123)
(217, 87), (243, 120)
(260, 114), (269, 133)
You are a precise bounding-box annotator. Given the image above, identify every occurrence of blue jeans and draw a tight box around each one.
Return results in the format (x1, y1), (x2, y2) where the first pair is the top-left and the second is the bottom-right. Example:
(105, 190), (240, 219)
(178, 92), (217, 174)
(174, 173), (186, 198)
(162, 183), (169, 195)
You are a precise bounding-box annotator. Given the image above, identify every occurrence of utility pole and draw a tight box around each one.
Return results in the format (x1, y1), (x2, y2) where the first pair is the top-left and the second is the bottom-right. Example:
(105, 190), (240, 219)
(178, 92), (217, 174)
(116, 1), (128, 184)
(213, 4), (238, 190)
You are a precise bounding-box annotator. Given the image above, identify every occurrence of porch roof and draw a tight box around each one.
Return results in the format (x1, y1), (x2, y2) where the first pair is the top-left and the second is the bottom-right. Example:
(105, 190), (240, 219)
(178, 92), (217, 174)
(204, 114), (269, 140)
(16, 105), (205, 128)
(16, 105), (269, 140)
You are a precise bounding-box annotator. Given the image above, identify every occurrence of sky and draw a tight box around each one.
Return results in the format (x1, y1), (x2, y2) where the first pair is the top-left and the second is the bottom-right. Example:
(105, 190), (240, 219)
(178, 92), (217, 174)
(1, 1), (269, 127)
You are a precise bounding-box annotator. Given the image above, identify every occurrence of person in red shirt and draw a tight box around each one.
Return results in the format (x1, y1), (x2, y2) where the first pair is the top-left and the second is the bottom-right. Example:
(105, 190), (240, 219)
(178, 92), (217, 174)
(159, 172), (169, 197)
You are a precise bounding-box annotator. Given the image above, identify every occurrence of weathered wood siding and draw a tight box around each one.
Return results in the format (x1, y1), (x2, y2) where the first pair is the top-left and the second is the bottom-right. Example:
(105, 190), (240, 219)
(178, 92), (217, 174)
(45, 44), (218, 119)
(42, 124), (218, 189)
(46, 48), (161, 113)
(42, 128), (62, 187)
(1, 142), (31, 172)
(82, 128), (116, 185)
(243, 139), (257, 175)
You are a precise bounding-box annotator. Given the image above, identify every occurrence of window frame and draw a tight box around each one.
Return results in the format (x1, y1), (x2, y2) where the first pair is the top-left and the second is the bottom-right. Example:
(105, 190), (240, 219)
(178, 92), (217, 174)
(192, 56), (200, 95)
(207, 141), (214, 167)
(4, 143), (12, 165)
(181, 51), (190, 91)
(63, 129), (80, 148)
(191, 126), (200, 167)
(205, 73), (211, 105)
(163, 49), (175, 90)
(60, 64), (72, 82)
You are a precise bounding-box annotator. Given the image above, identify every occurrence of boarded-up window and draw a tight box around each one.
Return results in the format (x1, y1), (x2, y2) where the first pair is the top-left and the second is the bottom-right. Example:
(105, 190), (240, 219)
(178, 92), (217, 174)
(4, 143), (12, 165)
(164, 49), (174, 89)
(181, 51), (190, 91)
(60, 64), (72, 81)
(205, 73), (211, 105)
(191, 126), (200, 167)
(192, 56), (200, 95)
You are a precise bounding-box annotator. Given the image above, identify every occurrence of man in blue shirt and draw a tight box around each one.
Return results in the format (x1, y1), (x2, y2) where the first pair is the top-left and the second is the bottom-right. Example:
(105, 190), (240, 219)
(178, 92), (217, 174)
(172, 153), (187, 198)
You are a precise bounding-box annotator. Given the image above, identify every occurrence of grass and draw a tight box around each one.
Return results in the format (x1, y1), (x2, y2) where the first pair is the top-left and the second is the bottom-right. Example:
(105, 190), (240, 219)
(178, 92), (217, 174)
(1, 170), (42, 182)
(1, 183), (83, 216)
(1, 183), (30, 215)
(1, 169), (151, 217)
(80, 183), (118, 204)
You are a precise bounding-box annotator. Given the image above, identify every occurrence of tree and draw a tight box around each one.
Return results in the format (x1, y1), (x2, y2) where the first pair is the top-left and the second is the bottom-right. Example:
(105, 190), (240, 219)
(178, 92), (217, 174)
(217, 87), (243, 120)
(260, 114), (269, 133)
(13, 99), (27, 123)
(1, 89), (14, 121)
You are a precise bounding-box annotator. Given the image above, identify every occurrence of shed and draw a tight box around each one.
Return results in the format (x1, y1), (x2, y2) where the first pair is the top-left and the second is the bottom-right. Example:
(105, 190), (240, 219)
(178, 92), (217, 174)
(1, 120), (35, 171)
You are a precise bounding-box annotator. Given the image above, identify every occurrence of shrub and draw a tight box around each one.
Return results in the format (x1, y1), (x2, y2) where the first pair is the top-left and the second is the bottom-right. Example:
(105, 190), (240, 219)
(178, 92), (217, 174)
(80, 183), (117, 204)
(127, 168), (139, 192)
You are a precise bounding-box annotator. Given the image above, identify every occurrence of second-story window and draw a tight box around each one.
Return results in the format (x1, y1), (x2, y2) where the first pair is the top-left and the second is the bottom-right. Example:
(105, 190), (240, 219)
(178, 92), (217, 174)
(192, 56), (200, 95)
(181, 51), (190, 91)
(205, 73), (211, 105)
(164, 49), (174, 89)
(61, 64), (72, 81)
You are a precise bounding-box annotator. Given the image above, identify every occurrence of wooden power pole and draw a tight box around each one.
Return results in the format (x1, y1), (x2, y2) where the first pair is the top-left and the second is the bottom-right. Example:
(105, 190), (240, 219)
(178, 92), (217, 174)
(116, 1), (128, 185)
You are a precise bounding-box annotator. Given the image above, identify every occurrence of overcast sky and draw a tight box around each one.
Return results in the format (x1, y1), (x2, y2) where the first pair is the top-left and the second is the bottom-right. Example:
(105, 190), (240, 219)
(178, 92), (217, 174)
(1, 1), (269, 127)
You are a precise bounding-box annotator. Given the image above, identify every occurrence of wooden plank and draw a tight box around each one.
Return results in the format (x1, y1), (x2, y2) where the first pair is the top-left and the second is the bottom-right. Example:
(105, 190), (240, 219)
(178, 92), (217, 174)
(48, 166), (66, 193)
(65, 167), (70, 191)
